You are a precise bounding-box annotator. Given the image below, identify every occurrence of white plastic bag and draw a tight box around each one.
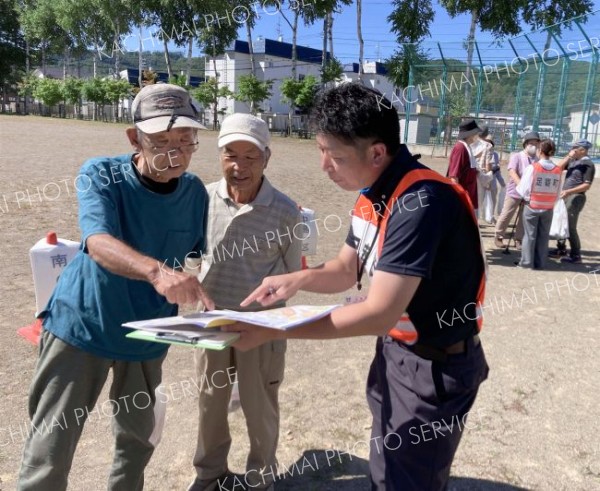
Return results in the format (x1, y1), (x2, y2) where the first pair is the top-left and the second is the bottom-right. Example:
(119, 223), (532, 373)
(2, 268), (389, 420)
(299, 207), (318, 256)
(550, 199), (569, 240)
(483, 189), (494, 223)
(149, 385), (167, 446)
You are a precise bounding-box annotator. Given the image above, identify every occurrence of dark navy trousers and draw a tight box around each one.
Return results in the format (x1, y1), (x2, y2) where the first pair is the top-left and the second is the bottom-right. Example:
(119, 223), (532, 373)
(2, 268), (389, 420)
(367, 335), (489, 490)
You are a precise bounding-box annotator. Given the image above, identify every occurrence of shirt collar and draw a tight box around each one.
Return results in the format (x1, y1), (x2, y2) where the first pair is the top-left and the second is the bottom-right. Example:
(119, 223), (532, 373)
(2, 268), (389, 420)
(215, 176), (275, 207)
(361, 144), (414, 204)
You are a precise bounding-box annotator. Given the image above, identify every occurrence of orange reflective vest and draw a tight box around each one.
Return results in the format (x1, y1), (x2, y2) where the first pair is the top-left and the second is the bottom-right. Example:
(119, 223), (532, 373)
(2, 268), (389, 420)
(351, 169), (487, 345)
(529, 162), (562, 210)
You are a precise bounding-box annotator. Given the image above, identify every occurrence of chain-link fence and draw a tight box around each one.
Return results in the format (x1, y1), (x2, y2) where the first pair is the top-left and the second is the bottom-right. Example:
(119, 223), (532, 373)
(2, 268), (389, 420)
(402, 9), (600, 157)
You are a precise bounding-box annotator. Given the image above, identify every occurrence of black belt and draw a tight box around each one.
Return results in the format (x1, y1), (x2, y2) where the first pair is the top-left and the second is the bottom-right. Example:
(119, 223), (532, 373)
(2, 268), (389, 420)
(403, 335), (480, 363)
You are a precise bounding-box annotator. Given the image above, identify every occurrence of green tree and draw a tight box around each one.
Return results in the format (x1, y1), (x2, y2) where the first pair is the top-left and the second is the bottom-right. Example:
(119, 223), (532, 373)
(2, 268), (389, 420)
(61, 76), (83, 118)
(32, 77), (63, 115)
(193, 77), (233, 130)
(440, 0), (522, 108)
(1, 0), (26, 112)
(169, 73), (189, 88)
(386, 0), (435, 90)
(234, 75), (273, 114)
(295, 75), (319, 113)
(19, 0), (72, 76)
(82, 76), (109, 120)
(17, 72), (39, 100)
(103, 77), (131, 122)
(320, 58), (343, 86)
(281, 75), (319, 133)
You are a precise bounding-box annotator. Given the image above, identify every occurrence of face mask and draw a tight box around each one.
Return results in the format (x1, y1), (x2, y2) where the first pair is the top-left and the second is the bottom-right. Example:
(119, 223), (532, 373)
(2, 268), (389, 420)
(526, 145), (537, 156)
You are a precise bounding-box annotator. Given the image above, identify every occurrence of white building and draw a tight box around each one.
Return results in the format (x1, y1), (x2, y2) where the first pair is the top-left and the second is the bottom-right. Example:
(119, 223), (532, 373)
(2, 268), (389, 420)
(205, 38), (440, 142)
(339, 61), (396, 98)
(205, 38), (403, 131)
(205, 37), (325, 122)
(567, 103), (600, 148)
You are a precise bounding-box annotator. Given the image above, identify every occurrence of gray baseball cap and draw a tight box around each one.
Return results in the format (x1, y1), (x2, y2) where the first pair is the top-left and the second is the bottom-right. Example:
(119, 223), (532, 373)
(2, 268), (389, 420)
(570, 138), (592, 150)
(132, 84), (206, 134)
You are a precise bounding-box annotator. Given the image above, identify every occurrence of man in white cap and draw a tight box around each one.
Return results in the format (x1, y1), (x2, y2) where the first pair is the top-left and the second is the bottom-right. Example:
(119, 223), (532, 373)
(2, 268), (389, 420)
(17, 83), (214, 491)
(187, 113), (302, 491)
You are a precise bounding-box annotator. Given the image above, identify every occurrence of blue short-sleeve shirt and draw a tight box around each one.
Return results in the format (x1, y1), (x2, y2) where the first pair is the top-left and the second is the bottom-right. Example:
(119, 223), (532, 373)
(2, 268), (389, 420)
(41, 154), (208, 361)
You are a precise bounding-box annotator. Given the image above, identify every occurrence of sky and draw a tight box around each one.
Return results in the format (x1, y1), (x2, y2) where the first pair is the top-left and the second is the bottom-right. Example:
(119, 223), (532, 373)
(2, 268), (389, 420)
(129, 0), (600, 66)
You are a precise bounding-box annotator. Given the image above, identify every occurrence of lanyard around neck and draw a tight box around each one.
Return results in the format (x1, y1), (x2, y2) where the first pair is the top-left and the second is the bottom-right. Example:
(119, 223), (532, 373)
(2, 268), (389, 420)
(355, 209), (384, 291)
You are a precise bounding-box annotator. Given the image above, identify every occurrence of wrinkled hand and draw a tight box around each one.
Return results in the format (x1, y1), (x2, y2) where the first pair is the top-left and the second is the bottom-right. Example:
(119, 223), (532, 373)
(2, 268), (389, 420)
(222, 322), (279, 351)
(240, 274), (302, 308)
(151, 269), (215, 309)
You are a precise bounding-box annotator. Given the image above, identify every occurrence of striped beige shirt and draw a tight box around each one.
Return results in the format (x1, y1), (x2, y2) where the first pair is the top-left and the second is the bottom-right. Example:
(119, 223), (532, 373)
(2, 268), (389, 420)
(199, 176), (303, 311)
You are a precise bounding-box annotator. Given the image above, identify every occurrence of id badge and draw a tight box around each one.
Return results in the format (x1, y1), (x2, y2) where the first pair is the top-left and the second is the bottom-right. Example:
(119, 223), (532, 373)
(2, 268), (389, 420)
(344, 295), (367, 305)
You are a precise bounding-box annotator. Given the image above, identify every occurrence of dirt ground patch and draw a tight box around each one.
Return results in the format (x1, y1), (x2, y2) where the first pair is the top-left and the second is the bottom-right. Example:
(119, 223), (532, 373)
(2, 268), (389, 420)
(0, 115), (599, 491)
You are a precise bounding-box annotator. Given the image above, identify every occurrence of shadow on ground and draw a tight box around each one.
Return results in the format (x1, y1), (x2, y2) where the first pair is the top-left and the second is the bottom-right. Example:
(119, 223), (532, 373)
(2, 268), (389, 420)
(253, 450), (529, 490)
(485, 247), (599, 272)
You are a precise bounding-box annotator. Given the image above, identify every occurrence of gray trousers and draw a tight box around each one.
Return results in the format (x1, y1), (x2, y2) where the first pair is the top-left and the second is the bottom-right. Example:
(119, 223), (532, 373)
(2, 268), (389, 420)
(520, 205), (553, 269)
(17, 330), (165, 491)
(557, 193), (587, 257)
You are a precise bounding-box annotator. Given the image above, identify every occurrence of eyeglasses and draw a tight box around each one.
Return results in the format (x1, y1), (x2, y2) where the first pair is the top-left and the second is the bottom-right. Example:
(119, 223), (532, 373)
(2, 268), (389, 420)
(147, 142), (200, 155)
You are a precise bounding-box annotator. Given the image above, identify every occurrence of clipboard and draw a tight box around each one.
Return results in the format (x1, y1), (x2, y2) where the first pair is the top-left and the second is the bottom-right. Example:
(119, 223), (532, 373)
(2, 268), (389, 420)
(126, 329), (239, 351)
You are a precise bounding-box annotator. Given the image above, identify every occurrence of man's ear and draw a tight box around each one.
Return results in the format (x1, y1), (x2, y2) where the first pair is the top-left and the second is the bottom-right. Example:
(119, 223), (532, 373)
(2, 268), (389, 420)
(126, 128), (142, 151)
(370, 142), (388, 168)
(264, 147), (271, 169)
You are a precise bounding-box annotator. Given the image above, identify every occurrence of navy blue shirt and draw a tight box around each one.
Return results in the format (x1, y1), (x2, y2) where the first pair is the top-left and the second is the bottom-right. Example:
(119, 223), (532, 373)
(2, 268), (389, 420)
(41, 155), (208, 361)
(346, 146), (484, 348)
(564, 156), (595, 191)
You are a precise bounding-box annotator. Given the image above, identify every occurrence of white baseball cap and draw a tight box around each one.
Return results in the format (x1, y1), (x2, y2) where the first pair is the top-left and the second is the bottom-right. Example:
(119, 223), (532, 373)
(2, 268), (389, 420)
(218, 113), (270, 152)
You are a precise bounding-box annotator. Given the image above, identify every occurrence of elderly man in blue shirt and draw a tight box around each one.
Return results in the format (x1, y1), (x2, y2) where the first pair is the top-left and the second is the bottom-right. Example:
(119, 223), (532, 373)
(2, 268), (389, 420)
(17, 84), (214, 491)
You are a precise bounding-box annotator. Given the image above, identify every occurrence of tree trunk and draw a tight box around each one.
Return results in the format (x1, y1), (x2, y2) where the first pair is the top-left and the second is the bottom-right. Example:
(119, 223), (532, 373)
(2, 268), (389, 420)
(464, 10), (478, 109)
(185, 37), (193, 86)
(246, 22), (256, 77)
(357, 0), (364, 82)
(322, 15), (329, 83)
(138, 25), (143, 88)
(114, 31), (121, 79)
(289, 10), (299, 135)
(163, 37), (173, 79)
(42, 43), (47, 76)
(24, 40), (30, 114)
(291, 10), (298, 80)
(328, 13), (334, 60)
(63, 46), (69, 79)
(92, 51), (98, 121)
(543, 30), (552, 52)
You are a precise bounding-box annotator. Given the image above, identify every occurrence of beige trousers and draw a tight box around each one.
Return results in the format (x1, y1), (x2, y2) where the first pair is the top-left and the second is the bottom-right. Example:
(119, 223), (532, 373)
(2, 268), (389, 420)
(191, 341), (286, 488)
(495, 195), (524, 241)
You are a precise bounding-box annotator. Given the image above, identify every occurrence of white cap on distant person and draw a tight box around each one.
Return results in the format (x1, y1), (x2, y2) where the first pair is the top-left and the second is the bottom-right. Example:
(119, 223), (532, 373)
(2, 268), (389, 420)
(132, 83), (206, 134)
(218, 113), (270, 152)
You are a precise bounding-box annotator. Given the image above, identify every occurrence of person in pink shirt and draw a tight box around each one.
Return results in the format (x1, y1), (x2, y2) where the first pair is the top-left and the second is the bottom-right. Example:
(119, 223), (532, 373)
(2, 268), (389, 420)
(446, 119), (481, 210)
(494, 131), (540, 248)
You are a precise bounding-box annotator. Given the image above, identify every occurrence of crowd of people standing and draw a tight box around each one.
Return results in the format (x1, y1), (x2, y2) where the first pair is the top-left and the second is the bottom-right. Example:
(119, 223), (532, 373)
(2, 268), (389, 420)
(447, 119), (595, 269)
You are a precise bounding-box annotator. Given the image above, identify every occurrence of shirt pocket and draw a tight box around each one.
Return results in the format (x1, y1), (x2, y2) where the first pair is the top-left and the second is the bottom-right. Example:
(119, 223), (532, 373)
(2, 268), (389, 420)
(253, 236), (281, 260)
